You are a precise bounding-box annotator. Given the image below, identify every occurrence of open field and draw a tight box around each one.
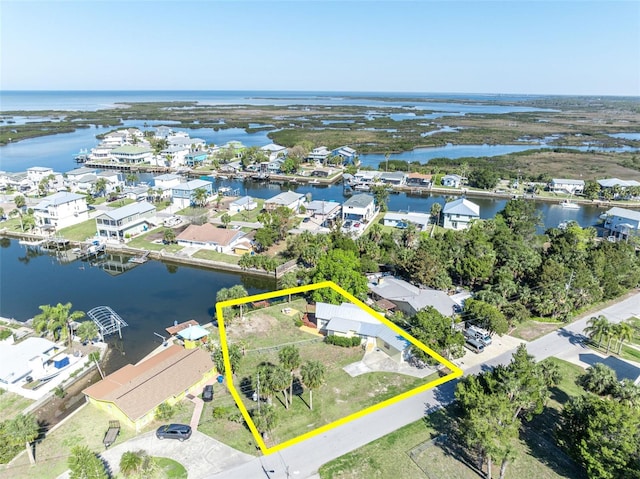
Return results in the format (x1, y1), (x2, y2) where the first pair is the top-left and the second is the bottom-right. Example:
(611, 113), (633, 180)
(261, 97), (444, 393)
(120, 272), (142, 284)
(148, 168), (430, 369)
(57, 219), (97, 242)
(320, 358), (585, 479)
(0, 391), (34, 422)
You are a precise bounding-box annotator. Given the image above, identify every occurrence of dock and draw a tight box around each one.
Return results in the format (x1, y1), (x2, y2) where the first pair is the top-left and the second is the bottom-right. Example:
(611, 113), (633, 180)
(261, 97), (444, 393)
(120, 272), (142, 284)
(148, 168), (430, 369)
(128, 251), (150, 264)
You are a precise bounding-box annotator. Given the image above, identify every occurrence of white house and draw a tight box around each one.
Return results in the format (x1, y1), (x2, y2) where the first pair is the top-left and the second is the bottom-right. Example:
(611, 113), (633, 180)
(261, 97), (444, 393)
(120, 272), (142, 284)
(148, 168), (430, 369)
(442, 198), (480, 230)
(229, 196), (258, 214)
(306, 200), (341, 225)
(368, 276), (457, 317)
(441, 174), (463, 188)
(308, 146), (331, 164)
(6, 172), (34, 192)
(167, 135), (206, 150)
(110, 145), (153, 164)
(0, 337), (62, 385)
(96, 201), (157, 241)
(264, 191), (306, 212)
(176, 223), (245, 253)
(161, 145), (190, 167)
(171, 179), (214, 209)
(353, 170), (381, 185)
(342, 194), (376, 223)
(260, 143), (288, 161)
(379, 172), (407, 186)
(65, 167), (98, 191)
(88, 143), (116, 162)
(549, 178), (585, 195)
(597, 178), (640, 189)
(26, 167), (62, 191)
(383, 212), (431, 231)
(97, 171), (123, 194)
(33, 192), (89, 232)
(603, 207), (640, 240)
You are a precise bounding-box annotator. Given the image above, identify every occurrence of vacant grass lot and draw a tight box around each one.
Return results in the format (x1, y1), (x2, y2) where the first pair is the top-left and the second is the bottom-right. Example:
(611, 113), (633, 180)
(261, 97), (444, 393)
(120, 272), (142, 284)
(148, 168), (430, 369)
(57, 219), (97, 242)
(4, 400), (194, 479)
(320, 358), (585, 479)
(0, 391), (34, 422)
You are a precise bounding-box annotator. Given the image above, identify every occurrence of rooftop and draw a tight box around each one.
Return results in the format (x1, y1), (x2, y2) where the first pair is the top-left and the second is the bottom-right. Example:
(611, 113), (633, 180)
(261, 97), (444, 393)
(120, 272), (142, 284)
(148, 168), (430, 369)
(34, 192), (86, 209)
(98, 201), (156, 221)
(369, 277), (457, 317)
(177, 223), (243, 246)
(605, 206), (640, 222)
(343, 194), (374, 209)
(265, 191), (304, 205)
(442, 198), (480, 216)
(0, 337), (59, 384)
(111, 145), (152, 155)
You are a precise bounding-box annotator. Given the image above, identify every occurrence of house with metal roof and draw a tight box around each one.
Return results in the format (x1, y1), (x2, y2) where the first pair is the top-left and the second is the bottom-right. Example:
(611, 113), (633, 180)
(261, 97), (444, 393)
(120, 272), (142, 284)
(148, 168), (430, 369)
(603, 207), (640, 240)
(549, 178), (585, 195)
(260, 143), (288, 161)
(308, 146), (331, 164)
(315, 302), (410, 363)
(442, 198), (480, 230)
(34, 192), (89, 232)
(331, 146), (358, 165)
(264, 191), (306, 212)
(110, 145), (153, 164)
(171, 179), (214, 209)
(597, 178), (640, 189)
(83, 345), (215, 430)
(306, 200), (341, 225)
(441, 174), (463, 188)
(229, 195), (258, 214)
(383, 211), (431, 231)
(368, 276), (457, 317)
(379, 171), (407, 186)
(96, 201), (157, 241)
(342, 194), (376, 223)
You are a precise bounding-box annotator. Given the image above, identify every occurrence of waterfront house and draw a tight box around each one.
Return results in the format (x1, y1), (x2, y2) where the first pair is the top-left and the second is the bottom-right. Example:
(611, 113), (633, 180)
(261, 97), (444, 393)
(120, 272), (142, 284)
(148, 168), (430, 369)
(154, 126), (173, 139)
(260, 143), (288, 161)
(4, 172), (32, 192)
(185, 150), (208, 167)
(110, 145), (153, 164)
(101, 131), (128, 148)
(171, 179), (214, 209)
(161, 145), (190, 167)
(406, 172), (432, 187)
(167, 134), (206, 150)
(176, 223), (245, 253)
(597, 178), (640, 199)
(229, 195), (258, 214)
(98, 171), (124, 194)
(379, 171), (407, 186)
(549, 178), (585, 195)
(306, 200), (341, 226)
(383, 211), (431, 231)
(353, 170), (381, 185)
(26, 167), (63, 192)
(441, 174), (463, 188)
(96, 201), (157, 241)
(0, 337), (62, 385)
(153, 173), (182, 192)
(34, 192), (89, 232)
(64, 167), (99, 191)
(331, 146), (358, 165)
(308, 146), (331, 164)
(264, 191), (306, 212)
(342, 194), (376, 223)
(311, 167), (335, 178)
(442, 198), (480, 230)
(89, 143), (116, 162)
(368, 276), (457, 317)
(315, 302), (410, 363)
(82, 345), (215, 431)
(602, 206), (640, 240)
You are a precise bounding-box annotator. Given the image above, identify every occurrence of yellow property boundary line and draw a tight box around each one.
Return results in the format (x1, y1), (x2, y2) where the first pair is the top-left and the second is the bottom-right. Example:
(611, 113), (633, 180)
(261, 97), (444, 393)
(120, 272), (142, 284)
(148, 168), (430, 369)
(215, 280), (463, 455)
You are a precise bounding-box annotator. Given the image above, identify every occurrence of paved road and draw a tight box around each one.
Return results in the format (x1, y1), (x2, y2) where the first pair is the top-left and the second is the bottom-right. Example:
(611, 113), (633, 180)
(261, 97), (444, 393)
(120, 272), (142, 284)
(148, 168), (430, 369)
(209, 291), (640, 479)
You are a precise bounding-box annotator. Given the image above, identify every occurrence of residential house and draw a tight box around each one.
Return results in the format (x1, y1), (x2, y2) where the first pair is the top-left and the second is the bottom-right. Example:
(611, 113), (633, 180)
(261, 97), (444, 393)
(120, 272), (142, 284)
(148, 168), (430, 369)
(306, 200), (341, 226)
(315, 302), (410, 363)
(331, 146), (358, 165)
(597, 178), (640, 198)
(311, 167), (335, 178)
(101, 131), (128, 148)
(64, 167), (99, 191)
(353, 170), (381, 185)
(161, 145), (190, 167)
(110, 145), (153, 164)
(260, 143), (288, 161)
(442, 198), (480, 230)
(603, 207), (640, 240)
(342, 194), (376, 223)
(264, 191), (306, 212)
(368, 276), (457, 317)
(33, 192), (89, 232)
(167, 134), (206, 150)
(171, 179), (214, 209)
(5, 172), (33, 192)
(441, 174), (463, 188)
(185, 151), (208, 167)
(549, 178), (585, 195)
(27, 167), (63, 192)
(88, 143), (116, 162)
(307, 146), (331, 164)
(0, 337), (62, 385)
(154, 173), (183, 192)
(122, 185), (149, 202)
(83, 345), (215, 431)
(154, 126), (174, 139)
(406, 172), (432, 187)
(97, 171), (124, 194)
(383, 212), (431, 231)
(229, 196), (258, 214)
(176, 223), (245, 253)
(379, 171), (407, 186)
(96, 201), (157, 241)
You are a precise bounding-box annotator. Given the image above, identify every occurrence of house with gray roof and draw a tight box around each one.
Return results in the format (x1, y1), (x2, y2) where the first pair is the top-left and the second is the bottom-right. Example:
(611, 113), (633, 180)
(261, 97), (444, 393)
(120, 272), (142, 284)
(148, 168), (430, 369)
(342, 194), (376, 223)
(315, 302), (410, 363)
(0, 337), (62, 385)
(171, 179), (214, 209)
(34, 192), (89, 232)
(111, 145), (153, 164)
(229, 196), (258, 214)
(368, 276), (457, 317)
(379, 171), (407, 186)
(306, 200), (341, 225)
(260, 143), (288, 161)
(603, 206), (640, 240)
(549, 178), (585, 195)
(442, 198), (480, 230)
(383, 211), (431, 231)
(441, 174), (463, 188)
(96, 201), (156, 242)
(264, 191), (305, 212)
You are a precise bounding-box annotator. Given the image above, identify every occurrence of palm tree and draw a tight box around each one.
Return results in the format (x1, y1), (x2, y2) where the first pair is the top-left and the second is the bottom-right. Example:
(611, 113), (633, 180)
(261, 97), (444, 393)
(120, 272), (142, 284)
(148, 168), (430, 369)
(269, 365), (291, 409)
(89, 351), (105, 379)
(221, 213), (231, 229)
(279, 345), (300, 408)
(7, 414), (39, 464)
(94, 178), (108, 197)
(125, 173), (138, 186)
(68, 445), (108, 479)
(192, 187), (209, 207)
(300, 360), (325, 410)
(163, 228), (176, 244)
(614, 379), (640, 408)
(584, 315), (609, 347)
(76, 321), (98, 343)
(614, 321), (635, 354)
(580, 363), (618, 395)
(603, 321), (616, 354)
(14, 195), (26, 211)
(119, 450), (143, 477)
(430, 202), (442, 226)
(33, 302), (85, 346)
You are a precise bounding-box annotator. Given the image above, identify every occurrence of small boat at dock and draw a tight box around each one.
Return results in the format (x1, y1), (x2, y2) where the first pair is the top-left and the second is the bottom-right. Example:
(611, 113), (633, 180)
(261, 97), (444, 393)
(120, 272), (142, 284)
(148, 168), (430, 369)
(560, 199), (580, 209)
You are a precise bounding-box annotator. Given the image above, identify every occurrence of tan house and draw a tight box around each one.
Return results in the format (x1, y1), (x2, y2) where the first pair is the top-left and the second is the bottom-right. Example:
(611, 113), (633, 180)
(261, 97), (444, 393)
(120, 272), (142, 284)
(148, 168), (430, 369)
(83, 345), (215, 431)
(177, 223), (245, 253)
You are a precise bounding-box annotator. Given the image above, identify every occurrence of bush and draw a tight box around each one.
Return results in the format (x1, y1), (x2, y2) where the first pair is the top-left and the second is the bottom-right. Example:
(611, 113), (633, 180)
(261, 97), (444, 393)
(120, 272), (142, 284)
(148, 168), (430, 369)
(0, 329), (12, 341)
(155, 402), (176, 421)
(212, 406), (231, 419)
(324, 335), (362, 347)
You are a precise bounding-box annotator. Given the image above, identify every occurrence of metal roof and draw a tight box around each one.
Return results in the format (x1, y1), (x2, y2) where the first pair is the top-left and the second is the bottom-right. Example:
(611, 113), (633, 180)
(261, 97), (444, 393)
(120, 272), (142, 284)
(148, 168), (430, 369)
(605, 207), (640, 222)
(34, 192), (85, 209)
(442, 198), (480, 216)
(98, 201), (156, 221)
(343, 194), (374, 209)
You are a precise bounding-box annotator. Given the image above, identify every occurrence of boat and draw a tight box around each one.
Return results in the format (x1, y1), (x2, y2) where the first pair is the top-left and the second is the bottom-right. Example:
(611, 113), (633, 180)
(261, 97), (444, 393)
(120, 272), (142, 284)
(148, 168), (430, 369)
(354, 184), (371, 191)
(560, 199), (580, 209)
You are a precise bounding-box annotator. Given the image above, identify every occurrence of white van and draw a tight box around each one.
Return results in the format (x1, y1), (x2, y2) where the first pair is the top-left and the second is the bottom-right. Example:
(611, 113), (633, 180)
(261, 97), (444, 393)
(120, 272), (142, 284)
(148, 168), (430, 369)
(464, 337), (485, 354)
(466, 325), (492, 346)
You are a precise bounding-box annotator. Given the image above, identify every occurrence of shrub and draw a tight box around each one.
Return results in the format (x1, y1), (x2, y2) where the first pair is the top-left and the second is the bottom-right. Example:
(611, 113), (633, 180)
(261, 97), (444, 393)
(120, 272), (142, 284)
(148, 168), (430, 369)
(0, 329), (12, 341)
(324, 335), (362, 347)
(155, 402), (175, 421)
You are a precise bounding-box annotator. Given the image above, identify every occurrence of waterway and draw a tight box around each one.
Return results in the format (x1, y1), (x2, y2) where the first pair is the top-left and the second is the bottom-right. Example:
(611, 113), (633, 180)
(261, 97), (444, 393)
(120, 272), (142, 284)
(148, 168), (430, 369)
(0, 239), (274, 373)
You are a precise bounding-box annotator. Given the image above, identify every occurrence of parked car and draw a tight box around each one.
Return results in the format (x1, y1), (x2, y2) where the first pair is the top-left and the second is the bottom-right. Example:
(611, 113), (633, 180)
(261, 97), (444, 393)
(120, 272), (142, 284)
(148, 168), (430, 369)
(465, 325), (492, 346)
(156, 424), (192, 441)
(202, 384), (213, 402)
(464, 337), (485, 354)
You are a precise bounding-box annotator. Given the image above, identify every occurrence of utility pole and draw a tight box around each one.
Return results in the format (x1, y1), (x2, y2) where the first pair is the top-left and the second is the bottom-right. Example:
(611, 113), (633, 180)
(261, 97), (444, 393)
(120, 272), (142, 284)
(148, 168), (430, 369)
(257, 371), (261, 413)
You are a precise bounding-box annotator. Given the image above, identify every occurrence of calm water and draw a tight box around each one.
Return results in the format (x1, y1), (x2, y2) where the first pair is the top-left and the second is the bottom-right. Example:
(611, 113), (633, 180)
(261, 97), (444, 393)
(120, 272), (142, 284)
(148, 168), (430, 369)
(0, 239), (274, 372)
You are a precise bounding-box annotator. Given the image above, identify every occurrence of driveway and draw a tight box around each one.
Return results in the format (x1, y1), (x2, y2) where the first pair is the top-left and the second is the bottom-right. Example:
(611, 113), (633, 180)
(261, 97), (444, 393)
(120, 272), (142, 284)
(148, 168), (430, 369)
(98, 430), (254, 479)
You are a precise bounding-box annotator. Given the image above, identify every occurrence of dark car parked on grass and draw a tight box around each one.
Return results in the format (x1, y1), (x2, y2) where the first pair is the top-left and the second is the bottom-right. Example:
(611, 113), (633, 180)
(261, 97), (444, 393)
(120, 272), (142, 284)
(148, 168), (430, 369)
(156, 424), (192, 441)
(202, 384), (213, 402)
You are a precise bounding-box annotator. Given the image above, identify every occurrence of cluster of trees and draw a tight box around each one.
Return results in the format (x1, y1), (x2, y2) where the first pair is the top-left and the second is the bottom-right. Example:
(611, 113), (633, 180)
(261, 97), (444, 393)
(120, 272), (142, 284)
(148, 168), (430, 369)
(238, 253), (280, 272)
(401, 306), (466, 362)
(0, 414), (40, 465)
(557, 364), (640, 478)
(454, 345), (560, 479)
(254, 206), (295, 250)
(67, 445), (108, 479)
(32, 302), (86, 346)
(215, 285), (249, 323)
(584, 315), (637, 354)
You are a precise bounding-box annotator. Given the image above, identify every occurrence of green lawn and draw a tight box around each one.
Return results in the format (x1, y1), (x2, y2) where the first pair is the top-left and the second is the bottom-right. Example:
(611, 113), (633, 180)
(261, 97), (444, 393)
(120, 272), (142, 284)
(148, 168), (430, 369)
(57, 219), (98, 242)
(192, 249), (241, 264)
(230, 200), (265, 223)
(126, 231), (184, 253)
(0, 391), (34, 422)
(320, 358), (586, 479)
(153, 457), (188, 479)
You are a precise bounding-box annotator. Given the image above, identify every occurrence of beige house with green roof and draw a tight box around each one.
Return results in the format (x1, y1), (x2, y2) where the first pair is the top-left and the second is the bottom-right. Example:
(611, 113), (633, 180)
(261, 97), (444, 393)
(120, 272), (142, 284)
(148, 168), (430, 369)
(111, 145), (153, 164)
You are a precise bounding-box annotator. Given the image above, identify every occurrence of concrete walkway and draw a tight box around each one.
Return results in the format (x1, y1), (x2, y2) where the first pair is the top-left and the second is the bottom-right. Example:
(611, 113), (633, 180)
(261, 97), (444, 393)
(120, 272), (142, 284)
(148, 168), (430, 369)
(188, 376), (219, 431)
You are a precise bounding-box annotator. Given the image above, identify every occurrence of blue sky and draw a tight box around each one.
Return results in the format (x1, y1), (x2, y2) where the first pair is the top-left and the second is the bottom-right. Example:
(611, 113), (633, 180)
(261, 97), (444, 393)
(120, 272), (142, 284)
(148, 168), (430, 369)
(1, 1), (638, 96)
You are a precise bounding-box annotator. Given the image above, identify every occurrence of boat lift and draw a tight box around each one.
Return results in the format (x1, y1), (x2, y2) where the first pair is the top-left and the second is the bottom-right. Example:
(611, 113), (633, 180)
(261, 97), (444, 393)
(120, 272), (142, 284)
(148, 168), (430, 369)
(87, 306), (128, 341)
